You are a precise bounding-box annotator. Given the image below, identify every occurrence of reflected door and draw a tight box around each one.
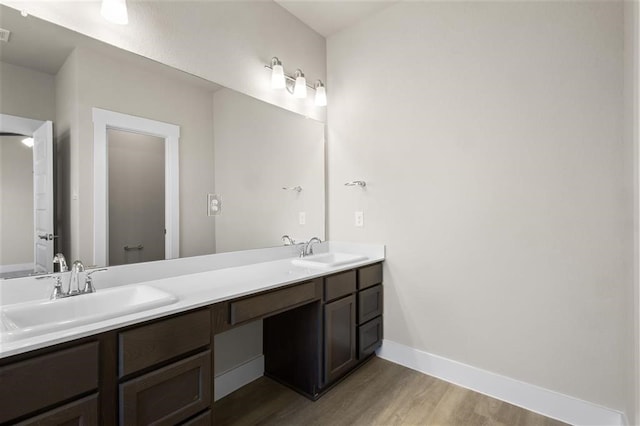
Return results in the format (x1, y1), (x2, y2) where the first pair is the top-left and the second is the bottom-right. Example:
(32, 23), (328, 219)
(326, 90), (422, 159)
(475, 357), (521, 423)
(33, 121), (54, 273)
(108, 129), (165, 266)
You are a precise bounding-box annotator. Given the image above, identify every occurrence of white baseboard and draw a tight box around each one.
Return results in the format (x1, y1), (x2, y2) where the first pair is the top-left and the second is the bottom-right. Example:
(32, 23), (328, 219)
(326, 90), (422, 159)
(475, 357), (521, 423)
(214, 355), (264, 401)
(377, 339), (625, 426)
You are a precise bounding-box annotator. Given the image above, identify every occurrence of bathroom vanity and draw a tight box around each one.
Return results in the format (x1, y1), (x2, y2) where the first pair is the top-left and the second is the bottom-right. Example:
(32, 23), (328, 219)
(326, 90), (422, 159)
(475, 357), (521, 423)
(0, 245), (383, 425)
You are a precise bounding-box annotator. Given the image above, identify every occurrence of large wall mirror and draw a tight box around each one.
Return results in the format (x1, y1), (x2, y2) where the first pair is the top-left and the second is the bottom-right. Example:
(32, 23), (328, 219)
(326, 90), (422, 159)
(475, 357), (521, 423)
(0, 5), (325, 278)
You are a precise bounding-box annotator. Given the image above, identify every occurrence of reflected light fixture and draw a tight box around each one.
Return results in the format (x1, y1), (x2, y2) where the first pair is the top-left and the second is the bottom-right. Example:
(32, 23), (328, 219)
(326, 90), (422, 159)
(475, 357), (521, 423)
(314, 81), (327, 106)
(264, 57), (326, 107)
(101, 0), (129, 25)
(21, 137), (34, 148)
(271, 57), (286, 89)
(293, 70), (307, 98)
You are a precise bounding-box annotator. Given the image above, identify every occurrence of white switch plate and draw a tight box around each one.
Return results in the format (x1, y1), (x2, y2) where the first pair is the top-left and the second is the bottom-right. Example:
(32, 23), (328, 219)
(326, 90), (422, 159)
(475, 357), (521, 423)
(299, 212), (306, 225)
(207, 194), (221, 216)
(355, 211), (364, 227)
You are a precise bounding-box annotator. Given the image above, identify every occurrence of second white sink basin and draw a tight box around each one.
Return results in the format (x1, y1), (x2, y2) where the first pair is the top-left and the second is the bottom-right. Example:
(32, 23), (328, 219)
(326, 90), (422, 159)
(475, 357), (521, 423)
(0, 284), (178, 343)
(292, 252), (367, 269)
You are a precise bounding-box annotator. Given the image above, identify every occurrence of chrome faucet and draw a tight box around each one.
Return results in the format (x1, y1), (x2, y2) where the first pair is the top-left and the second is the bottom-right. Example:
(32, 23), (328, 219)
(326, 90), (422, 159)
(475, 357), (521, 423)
(69, 260), (85, 294)
(53, 253), (68, 273)
(301, 237), (322, 257)
(282, 235), (295, 246)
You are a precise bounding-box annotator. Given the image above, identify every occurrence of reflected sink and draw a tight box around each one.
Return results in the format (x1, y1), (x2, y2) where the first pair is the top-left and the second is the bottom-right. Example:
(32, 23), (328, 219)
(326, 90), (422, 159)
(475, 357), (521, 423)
(0, 284), (178, 342)
(292, 252), (368, 269)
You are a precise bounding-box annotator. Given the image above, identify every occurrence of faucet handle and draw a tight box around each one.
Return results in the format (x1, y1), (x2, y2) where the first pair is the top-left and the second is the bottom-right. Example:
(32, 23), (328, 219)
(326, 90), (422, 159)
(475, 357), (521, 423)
(37, 275), (64, 299)
(84, 268), (107, 294)
(282, 235), (295, 246)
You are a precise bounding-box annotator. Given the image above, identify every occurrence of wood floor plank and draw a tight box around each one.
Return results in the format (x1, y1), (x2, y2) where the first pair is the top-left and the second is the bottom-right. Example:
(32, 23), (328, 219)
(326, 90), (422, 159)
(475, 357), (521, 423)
(214, 357), (568, 426)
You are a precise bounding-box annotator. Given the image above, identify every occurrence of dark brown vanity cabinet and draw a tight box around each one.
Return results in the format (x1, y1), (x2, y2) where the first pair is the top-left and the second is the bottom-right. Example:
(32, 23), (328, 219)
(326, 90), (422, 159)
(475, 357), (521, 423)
(117, 309), (212, 425)
(320, 263), (383, 388)
(0, 262), (383, 425)
(0, 341), (100, 425)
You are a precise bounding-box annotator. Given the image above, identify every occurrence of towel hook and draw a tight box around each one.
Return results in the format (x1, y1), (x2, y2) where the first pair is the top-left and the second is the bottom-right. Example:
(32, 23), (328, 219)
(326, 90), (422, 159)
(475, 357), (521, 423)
(282, 185), (303, 192)
(344, 180), (366, 187)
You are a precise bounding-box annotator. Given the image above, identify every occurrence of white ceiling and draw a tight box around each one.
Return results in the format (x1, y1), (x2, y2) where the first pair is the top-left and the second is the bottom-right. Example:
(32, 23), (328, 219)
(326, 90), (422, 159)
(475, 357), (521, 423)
(274, 0), (399, 38)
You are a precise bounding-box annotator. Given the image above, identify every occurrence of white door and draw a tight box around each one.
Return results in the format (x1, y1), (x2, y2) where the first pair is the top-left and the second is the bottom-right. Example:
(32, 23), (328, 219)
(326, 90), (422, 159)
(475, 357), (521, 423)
(32, 121), (54, 273)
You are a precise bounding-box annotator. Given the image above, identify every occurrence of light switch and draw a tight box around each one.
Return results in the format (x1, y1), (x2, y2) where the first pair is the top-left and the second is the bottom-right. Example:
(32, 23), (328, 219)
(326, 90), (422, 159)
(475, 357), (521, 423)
(299, 211), (306, 225)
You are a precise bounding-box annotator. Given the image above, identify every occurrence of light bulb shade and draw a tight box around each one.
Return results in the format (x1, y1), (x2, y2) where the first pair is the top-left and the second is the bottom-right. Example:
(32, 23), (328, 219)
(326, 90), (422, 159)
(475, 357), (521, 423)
(315, 86), (327, 106)
(271, 64), (286, 89)
(293, 76), (307, 98)
(101, 0), (128, 25)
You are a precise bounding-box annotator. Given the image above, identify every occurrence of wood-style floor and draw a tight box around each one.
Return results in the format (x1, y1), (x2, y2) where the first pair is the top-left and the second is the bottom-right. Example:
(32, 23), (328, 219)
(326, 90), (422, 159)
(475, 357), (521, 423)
(214, 357), (567, 426)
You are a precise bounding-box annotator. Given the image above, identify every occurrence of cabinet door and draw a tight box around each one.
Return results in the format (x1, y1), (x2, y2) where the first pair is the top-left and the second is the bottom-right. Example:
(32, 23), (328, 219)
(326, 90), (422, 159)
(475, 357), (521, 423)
(324, 295), (357, 385)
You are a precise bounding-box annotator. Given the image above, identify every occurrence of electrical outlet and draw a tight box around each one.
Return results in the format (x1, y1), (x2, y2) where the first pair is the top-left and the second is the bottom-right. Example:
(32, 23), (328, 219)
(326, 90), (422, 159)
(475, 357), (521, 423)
(299, 211), (306, 225)
(355, 211), (364, 227)
(207, 194), (221, 216)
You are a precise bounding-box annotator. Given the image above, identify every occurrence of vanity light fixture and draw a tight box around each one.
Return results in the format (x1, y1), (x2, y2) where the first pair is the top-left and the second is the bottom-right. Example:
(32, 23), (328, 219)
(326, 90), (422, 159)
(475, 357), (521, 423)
(270, 57), (286, 89)
(314, 81), (327, 106)
(21, 137), (34, 148)
(101, 0), (129, 25)
(293, 70), (307, 98)
(265, 57), (326, 106)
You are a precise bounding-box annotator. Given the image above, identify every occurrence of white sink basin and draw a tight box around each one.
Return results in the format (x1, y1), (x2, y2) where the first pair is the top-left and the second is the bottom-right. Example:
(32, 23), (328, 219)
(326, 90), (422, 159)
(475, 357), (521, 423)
(0, 284), (178, 342)
(292, 252), (368, 269)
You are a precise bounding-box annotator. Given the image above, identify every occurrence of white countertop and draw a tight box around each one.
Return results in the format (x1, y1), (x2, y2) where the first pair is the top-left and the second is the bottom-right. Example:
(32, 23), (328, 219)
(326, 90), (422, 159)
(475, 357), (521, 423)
(0, 242), (384, 359)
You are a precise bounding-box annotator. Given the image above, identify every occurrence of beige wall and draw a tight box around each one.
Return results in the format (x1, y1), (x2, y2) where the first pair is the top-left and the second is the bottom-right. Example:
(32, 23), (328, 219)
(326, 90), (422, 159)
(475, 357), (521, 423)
(625, 0), (640, 423)
(0, 61), (55, 121)
(213, 88), (325, 253)
(0, 136), (33, 266)
(4, 1), (326, 121)
(327, 1), (631, 413)
(63, 47), (217, 263)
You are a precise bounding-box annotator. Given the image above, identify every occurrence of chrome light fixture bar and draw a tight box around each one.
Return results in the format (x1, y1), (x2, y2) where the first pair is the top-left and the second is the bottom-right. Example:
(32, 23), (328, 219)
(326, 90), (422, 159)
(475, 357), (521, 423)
(265, 57), (327, 107)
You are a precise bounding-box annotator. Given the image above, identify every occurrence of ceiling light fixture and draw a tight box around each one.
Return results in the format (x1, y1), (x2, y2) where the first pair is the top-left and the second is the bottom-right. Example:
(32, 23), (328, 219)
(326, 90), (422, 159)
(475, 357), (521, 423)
(101, 0), (129, 25)
(264, 57), (326, 107)
(21, 137), (34, 148)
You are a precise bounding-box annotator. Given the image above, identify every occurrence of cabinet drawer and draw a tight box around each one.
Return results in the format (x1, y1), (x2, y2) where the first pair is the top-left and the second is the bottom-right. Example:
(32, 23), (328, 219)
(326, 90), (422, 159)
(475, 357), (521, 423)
(357, 263), (382, 290)
(230, 281), (317, 325)
(324, 270), (356, 302)
(17, 394), (98, 426)
(0, 341), (99, 424)
(119, 309), (211, 377)
(358, 284), (383, 324)
(358, 316), (382, 359)
(120, 350), (211, 426)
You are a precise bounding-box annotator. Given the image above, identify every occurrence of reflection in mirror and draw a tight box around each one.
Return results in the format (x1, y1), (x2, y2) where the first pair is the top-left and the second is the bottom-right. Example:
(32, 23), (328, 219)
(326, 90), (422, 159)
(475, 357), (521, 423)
(0, 5), (325, 277)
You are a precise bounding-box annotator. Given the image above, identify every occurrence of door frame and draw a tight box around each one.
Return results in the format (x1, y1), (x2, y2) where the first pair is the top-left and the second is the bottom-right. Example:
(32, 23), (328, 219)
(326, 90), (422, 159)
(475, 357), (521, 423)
(92, 108), (180, 267)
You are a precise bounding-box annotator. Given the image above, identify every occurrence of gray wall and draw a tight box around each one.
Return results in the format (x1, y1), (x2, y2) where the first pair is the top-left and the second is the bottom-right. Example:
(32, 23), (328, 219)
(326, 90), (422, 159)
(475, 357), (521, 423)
(327, 1), (631, 413)
(0, 61), (55, 121)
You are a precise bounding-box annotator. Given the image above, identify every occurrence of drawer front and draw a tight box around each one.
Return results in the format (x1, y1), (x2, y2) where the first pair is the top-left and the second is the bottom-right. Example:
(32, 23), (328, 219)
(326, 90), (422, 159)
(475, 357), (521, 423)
(17, 394), (98, 426)
(357, 263), (383, 290)
(358, 284), (383, 324)
(324, 270), (356, 302)
(120, 350), (211, 426)
(230, 281), (317, 325)
(358, 316), (382, 359)
(0, 341), (99, 424)
(119, 309), (211, 377)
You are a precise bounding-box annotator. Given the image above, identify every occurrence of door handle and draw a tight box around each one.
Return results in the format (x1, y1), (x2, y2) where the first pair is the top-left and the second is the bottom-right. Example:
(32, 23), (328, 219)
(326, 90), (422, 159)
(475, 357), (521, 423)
(38, 233), (58, 241)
